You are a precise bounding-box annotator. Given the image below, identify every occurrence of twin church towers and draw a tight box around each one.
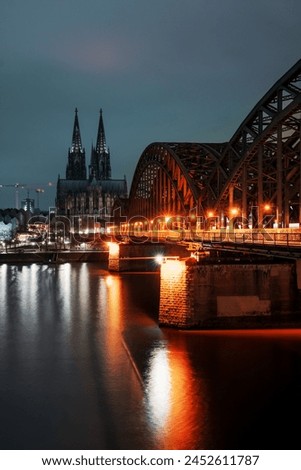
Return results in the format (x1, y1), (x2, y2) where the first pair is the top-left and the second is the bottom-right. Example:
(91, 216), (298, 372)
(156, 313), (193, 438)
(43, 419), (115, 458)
(56, 108), (127, 216)
(66, 108), (111, 181)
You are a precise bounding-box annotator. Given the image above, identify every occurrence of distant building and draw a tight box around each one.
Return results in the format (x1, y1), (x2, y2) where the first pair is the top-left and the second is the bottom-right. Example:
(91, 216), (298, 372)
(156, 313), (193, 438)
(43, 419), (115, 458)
(21, 197), (35, 213)
(56, 108), (127, 218)
(0, 209), (28, 241)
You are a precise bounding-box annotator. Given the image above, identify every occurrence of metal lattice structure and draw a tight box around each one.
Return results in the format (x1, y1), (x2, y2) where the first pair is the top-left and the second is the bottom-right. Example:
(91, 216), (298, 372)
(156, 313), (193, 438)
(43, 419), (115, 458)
(128, 59), (301, 228)
(128, 142), (226, 219)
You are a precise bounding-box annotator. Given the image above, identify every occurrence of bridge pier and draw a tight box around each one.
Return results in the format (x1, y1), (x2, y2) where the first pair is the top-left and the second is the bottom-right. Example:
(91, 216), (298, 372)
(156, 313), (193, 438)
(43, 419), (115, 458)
(159, 259), (299, 329)
(296, 259), (301, 290)
(159, 259), (196, 328)
(107, 241), (301, 328)
(107, 241), (189, 272)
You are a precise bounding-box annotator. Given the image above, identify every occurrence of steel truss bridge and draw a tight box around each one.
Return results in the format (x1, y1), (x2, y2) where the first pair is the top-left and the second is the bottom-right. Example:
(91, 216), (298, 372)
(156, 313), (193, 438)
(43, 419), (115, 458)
(126, 59), (301, 231)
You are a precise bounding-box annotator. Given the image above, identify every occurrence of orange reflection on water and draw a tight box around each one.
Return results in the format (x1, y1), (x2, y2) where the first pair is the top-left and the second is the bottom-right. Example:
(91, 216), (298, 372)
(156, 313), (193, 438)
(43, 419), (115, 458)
(103, 273), (124, 336)
(145, 341), (207, 449)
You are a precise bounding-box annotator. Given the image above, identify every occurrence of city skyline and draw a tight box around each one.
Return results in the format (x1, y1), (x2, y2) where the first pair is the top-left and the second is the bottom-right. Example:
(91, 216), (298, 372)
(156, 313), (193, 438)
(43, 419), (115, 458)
(1, 0), (301, 209)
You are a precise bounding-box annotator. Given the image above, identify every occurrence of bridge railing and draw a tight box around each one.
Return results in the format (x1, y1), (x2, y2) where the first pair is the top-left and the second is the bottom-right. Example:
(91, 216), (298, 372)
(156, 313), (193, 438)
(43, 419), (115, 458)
(120, 228), (301, 247)
(201, 230), (301, 247)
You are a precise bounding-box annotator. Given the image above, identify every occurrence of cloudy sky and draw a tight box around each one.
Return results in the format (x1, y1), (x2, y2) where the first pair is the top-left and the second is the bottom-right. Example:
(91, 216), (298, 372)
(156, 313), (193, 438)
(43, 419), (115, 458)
(1, 0), (301, 209)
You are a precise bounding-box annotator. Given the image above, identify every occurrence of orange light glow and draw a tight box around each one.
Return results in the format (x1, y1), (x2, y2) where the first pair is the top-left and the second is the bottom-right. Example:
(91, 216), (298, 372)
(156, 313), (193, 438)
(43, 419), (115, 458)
(230, 207), (239, 216)
(160, 258), (186, 279)
(264, 204), (271, 211)
(145, 342), (205, 449)
(107, 242), (119, 256)
(105, 275), (114, 287)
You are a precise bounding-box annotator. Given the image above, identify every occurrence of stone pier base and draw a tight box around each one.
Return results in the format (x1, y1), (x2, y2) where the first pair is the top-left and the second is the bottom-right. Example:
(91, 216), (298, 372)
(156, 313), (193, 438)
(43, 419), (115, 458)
(108, 242), (189, 271)
(296, 259), (301, 290)
(159, 260), (299, 328)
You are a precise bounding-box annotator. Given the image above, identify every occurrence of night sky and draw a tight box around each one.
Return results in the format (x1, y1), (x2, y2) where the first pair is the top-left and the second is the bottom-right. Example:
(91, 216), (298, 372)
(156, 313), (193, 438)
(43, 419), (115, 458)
(1, 0), (301, 209)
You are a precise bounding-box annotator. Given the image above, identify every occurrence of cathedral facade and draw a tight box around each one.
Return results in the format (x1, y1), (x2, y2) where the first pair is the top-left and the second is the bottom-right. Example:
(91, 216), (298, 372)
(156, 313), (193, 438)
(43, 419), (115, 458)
(56, 109), (127, 218)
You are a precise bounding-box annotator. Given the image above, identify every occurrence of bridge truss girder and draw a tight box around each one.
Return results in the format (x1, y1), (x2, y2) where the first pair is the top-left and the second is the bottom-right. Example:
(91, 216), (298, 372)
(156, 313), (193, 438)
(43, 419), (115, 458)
(207, 59), (301, 228)
(128, 59), (301, 229)
(128, 142), (225, 220)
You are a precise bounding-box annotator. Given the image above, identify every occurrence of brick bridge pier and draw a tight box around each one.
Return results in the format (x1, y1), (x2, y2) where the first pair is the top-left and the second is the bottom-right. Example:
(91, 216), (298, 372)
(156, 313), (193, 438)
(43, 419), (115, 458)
(108, 242), (301, 329)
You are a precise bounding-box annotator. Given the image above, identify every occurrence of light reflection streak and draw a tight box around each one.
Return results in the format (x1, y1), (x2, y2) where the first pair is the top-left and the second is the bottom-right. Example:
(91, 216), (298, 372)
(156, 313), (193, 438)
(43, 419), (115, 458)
(0, 264), (8, 317)
(95, 271), (155, 448)
(105, 275), (114, 287)
(15, 264), (39, 335)
(0, 265), (8, 344)
(26, 264), (39, 317)
(104, 273), (123, 334)
(77, 263), (90, 322)
(96, 273), (124, 359)
(145, 347), (171, 430)
(144, 341), (205, 449)
(58, 263), (72, 325)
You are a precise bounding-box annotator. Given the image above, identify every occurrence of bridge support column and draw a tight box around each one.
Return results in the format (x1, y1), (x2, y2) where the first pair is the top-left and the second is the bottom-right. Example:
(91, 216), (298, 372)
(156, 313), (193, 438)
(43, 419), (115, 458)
(159, 259), (298, 329)
(159, 259), (197, 328)
(108, 242), (190, 272)
(277, 124), (283, 227)
(229, 184), (234, 208)
(108, 242), (121, 271)
(242, 163), (247, 225)
(296, 260), (301, 290)
(257, 146), (263, 228)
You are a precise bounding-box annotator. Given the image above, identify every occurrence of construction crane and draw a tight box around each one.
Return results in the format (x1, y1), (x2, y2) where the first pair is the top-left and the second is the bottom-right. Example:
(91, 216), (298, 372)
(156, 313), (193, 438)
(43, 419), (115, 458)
(0, 183), (27, 209)
(0, 182), (54, 209)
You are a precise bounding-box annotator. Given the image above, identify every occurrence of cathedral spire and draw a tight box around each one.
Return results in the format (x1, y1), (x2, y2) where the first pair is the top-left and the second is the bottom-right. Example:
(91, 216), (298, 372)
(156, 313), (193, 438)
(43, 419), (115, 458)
(71, 107), (83, 152)
(95, 108), (107, 154)
(89, 108), (111, 180)
(66, 107), (87, 180)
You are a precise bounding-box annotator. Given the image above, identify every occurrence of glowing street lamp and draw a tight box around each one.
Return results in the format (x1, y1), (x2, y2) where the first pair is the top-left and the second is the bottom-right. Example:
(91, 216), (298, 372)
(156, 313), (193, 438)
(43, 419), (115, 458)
(230, 207), (239, 216)
(155, 254), (164, 265)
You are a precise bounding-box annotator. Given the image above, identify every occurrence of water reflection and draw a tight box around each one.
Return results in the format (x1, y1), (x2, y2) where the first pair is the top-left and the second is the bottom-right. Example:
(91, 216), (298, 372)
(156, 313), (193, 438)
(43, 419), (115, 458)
(144, 339), (207, 449)
(104, 273), (123, 332)
(57, 263), (72, 325)
(1, 263), (301, 450)
(145, 347), (171, 430)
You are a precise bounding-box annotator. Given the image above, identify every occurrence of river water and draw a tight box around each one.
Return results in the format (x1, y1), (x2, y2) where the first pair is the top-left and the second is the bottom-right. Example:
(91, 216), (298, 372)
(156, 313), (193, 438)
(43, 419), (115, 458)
(0, 262), (301, 450)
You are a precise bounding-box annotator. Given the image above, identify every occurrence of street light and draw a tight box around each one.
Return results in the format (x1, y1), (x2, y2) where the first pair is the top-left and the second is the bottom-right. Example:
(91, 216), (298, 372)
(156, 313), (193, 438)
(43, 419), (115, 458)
(230, 207), (239, 216)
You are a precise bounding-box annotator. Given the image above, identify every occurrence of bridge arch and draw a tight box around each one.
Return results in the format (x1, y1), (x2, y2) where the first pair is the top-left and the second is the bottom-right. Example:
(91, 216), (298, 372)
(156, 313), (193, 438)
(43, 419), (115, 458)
(127, 59), (301, 228)
(207, 58), (301, 228)
(128, 142), (225, 219)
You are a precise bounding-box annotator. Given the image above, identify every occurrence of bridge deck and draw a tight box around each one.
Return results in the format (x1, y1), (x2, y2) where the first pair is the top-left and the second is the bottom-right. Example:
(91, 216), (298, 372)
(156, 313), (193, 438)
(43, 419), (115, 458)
(117, 229), (301, 259)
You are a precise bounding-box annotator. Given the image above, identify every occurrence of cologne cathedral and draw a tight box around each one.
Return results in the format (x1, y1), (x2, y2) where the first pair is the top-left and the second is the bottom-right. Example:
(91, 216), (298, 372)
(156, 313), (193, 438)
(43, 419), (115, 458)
(56, 108), (127, 217)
